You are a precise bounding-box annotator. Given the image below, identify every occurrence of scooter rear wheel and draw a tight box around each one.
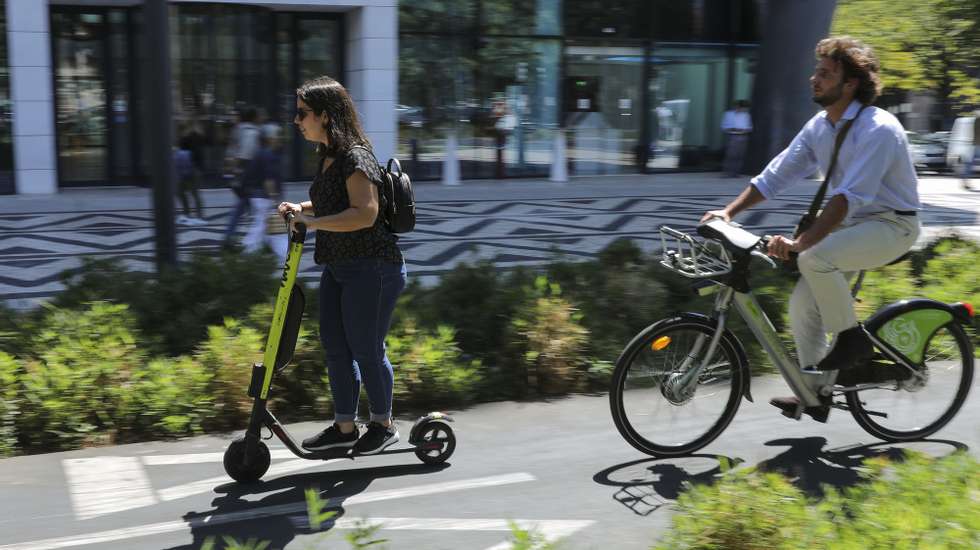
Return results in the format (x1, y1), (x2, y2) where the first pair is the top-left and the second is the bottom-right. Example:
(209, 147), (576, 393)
(224, 436), (271, 483)
(414, 421), (456, 465)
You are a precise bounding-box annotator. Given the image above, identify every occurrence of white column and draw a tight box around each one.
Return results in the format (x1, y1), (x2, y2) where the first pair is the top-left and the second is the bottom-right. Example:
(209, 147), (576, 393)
(549, 129), (567, 183)
(7, 0), (57, 194)
(345, 4), (397, 163)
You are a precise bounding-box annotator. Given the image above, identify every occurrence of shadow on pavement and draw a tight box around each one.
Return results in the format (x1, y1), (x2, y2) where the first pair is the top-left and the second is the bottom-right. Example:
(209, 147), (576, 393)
(592, 454), (744, 516)
(755, 436), (968, 497)
(593, 437), (967, 516)
(163, 461), (449, 550)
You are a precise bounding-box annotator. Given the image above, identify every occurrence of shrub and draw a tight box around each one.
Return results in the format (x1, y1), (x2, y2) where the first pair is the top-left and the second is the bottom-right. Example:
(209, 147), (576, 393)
(16, 302), (147, 451)
(195, 318), (265, 430)
(54, 252), (282, 356)
(918, 237), (980, 348)
(388, 319), (482, 409)
(118, 356), (214, 439)
(0, 352), (19, 456)
(408, 262), (536, 371)
(831, 452), (980, 548)
(511, 277), (590, 395)
(655, 452), (980, 550)
(547, 239), (671, 363)
(656, 468), (832, 550)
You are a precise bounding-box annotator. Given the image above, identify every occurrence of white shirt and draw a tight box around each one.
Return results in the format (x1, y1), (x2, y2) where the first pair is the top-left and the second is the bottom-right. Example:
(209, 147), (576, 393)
(231, 123), (261, 161)
(722, 110), (752, 133)
(751, 100), (920, 220)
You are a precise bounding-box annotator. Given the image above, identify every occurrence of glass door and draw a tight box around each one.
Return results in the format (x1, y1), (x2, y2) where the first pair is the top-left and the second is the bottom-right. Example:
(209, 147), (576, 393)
(276, 13), (342, 180)
(564, 43), (645, 175)
(52, 7), (139, 186)
(52, 10), (109, 183)
(647, 47), (729, 171)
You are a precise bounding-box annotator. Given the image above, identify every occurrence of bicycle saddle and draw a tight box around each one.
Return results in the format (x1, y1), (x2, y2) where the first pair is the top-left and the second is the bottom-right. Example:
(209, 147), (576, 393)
(696, 218), (762, 254)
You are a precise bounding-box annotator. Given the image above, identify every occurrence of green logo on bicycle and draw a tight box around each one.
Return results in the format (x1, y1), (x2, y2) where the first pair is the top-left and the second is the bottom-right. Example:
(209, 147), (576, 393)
(877, 309), (952, 363)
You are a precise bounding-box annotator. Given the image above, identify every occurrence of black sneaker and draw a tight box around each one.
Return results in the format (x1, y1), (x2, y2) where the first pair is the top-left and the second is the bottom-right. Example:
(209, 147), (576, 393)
(353, 422), (399, 455)
(302, 423), (359, 451)
(770, 396), (830, 423)
(813, 324), (874, 372)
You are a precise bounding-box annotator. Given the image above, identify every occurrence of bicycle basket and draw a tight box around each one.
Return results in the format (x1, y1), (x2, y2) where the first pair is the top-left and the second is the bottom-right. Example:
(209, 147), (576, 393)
(659, 225), (733, 278)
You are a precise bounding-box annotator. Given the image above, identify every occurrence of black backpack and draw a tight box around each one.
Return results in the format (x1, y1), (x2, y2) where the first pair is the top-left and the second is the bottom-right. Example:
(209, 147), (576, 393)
(352, 146), (416, 234)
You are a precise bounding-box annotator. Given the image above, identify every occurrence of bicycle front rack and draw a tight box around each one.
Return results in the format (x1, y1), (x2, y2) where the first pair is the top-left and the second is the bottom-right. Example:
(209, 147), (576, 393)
(659, 226), (733, 278)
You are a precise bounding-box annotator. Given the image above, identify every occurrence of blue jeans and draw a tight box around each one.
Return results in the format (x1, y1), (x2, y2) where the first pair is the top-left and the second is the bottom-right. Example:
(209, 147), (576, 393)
(318, 258), (407, 423)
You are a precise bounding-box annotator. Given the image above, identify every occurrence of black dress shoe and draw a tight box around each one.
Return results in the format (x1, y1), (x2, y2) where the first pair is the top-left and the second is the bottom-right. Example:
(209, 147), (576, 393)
(770, 396), (830, 423)
(814, 324), (874, 372)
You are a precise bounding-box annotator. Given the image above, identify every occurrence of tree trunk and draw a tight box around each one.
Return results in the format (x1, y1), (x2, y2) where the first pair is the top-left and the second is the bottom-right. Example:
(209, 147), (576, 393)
(746, 0), (838, 174)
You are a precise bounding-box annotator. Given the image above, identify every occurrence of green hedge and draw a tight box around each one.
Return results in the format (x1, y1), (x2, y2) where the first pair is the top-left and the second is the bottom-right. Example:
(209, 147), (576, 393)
(655, 452), (980, 549)
(0, 236), (976, 455)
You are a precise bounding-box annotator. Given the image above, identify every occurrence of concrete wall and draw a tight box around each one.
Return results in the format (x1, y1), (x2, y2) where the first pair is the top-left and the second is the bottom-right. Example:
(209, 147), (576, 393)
(7, 0), (57, 194)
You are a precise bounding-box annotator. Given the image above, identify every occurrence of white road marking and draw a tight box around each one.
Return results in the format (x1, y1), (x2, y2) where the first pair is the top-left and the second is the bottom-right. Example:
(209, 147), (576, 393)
(480, 519), (596, 549)
(1, 473), (539, 550)
(340, 472), (536, 507)
(156, 458), (342, 502)
(0, 516), (587, 550)
(62, 457), (157, 520)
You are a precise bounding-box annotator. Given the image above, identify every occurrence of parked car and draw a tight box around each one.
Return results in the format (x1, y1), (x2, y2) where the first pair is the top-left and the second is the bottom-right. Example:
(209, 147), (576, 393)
(946, 115), (978, 175)
(396, 104), (425, 128)
(906, 131), (948, 173)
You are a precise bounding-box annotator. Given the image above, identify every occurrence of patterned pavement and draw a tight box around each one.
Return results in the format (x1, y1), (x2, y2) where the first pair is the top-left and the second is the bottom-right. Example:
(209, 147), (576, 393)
(2, 174), (978, 308)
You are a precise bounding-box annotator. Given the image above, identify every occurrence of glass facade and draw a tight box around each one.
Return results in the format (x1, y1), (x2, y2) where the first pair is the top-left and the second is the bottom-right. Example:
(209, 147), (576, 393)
(399, 1), (563, 180)
(170, 5), (342, 183)
(49, 3), (343, 188)
(0, 0), (12, 194)
(30, 0), (761, 190)
(399, 0), (760, 179)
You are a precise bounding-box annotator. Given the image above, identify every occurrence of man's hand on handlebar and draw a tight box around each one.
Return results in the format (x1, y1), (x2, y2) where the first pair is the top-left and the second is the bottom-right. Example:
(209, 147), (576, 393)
(766, 234), (800, 261)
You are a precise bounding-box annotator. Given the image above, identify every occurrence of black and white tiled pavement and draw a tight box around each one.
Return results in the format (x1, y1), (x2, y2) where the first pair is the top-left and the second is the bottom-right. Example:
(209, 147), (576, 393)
(2, 175), (978, 308)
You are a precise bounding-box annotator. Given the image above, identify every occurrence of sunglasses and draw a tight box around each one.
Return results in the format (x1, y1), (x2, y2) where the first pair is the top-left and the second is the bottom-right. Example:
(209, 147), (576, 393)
(295, 107), (314, 121)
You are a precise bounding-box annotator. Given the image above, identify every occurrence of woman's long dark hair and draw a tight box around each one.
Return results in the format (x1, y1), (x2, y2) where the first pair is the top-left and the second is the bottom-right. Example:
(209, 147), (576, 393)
(296, 76), (372, 158)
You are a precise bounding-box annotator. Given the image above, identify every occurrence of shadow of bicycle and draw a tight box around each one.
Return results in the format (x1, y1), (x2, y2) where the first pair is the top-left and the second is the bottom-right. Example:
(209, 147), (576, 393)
(593, 454), (744, 516)
(593, 437), (968, 516)
(754, 436), (968, 497)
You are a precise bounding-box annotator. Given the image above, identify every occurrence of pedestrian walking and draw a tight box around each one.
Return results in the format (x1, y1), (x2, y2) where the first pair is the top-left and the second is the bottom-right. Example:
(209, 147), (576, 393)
(721, 100), (752, 177)
(222, 106), (263, 249)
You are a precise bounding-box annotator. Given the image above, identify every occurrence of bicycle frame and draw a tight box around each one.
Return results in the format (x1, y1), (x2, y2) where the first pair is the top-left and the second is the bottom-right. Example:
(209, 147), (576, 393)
(692, 284), (832, 408)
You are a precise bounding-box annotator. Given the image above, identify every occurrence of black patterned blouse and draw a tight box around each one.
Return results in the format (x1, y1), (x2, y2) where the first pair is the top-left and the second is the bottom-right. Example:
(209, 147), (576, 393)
(308, 147), (403, 265)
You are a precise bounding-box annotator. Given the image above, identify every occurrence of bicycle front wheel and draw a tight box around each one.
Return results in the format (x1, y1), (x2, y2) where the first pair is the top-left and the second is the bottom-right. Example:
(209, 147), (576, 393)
(847, 322), (974, 441)
(610, 316), (745, 457)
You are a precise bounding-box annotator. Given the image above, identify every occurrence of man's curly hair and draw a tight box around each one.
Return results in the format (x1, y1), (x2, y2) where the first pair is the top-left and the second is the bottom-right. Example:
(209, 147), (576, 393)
(815, 36), (882, 105)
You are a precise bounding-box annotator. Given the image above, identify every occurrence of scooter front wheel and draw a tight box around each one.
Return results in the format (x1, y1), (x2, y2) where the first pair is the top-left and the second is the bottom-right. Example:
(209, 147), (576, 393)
(414, 421), (456, 465)
(224, 436), (271, 483)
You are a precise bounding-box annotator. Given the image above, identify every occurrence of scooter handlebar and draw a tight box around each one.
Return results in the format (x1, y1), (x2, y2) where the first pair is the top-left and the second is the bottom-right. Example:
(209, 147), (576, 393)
(284, 211), (307, 243)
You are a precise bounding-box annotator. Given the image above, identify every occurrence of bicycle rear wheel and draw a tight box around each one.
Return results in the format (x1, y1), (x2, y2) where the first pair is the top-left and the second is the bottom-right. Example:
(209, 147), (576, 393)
(847, 322), (974, 441)
(610, 316), (745, 457)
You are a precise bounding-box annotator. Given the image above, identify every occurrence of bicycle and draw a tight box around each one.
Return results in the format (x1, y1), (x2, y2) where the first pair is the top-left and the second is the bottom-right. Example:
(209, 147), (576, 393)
(609, 218), (975, 457)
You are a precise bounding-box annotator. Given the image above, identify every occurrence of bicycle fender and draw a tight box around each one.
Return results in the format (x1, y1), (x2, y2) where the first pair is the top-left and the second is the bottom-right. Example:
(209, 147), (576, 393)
(865, 299), (963, 364)
(669, 311), (754, 403)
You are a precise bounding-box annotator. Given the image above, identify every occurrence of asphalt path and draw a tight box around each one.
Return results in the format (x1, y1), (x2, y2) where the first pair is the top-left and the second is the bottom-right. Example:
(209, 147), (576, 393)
(1, 375), (976, 550)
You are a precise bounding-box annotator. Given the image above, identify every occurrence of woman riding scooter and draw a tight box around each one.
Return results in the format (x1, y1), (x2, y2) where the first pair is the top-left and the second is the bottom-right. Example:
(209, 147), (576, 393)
(278, 76), (406, 455)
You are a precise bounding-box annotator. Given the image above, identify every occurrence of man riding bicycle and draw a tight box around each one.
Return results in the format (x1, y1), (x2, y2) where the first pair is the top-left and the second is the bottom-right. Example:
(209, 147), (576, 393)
(701, 36), (921, 422)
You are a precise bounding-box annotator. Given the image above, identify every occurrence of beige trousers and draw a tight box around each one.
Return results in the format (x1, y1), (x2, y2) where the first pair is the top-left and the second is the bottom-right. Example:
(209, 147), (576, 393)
(790, 211), (921, 368)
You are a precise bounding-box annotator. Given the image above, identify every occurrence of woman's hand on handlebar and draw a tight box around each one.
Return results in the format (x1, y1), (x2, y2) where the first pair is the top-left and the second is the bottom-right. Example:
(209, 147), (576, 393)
(278, 202), (303, 218)
(700, 209), (731, 223)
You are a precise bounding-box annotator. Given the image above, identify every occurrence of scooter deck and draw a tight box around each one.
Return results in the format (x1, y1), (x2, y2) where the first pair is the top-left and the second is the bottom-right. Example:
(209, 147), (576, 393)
(304, 444), (419, 461)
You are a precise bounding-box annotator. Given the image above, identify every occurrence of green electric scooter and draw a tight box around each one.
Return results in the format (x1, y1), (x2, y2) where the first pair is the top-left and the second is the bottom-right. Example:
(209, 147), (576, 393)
(223, 213), (456, 483)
